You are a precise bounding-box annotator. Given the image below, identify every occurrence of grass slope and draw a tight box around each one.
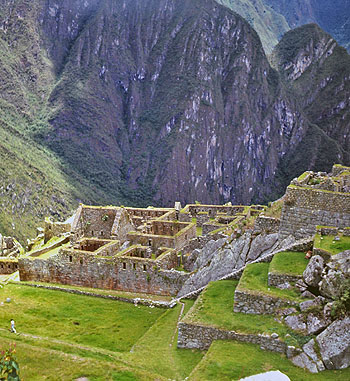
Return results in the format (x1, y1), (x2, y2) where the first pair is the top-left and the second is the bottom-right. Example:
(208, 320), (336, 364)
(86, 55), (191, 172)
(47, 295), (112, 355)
(189, 340), (350, 381)
(314, 234), (350, 255)
(237, 263), (302, 302)
(0, 283), (203, 380)
(0, 284), (164, 352)
(183, 280), (289, 338)
(269, 251), (308, 276)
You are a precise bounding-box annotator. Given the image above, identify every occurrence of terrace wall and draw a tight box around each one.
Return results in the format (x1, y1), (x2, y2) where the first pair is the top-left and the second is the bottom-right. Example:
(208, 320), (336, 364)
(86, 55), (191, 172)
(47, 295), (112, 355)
(233, 290), (298, 315)
(279, 187), (350, 239)
(177, 322), (287, 352)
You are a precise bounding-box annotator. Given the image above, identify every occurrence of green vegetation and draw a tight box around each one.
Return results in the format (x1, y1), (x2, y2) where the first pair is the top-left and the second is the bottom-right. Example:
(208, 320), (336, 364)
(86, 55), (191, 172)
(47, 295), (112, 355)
(189, 340), (350, 381)
(18, 281), (173, 302)
(269, 251), (308, 276)
(183, 280), (289, 338)
(0, 284), (202, 380)
(314, 234), (350, 255)
(0, 284), (164, 353)
(263, 199), (283, 219)
(0, 343), (19, 380)
(237, 263), (302, 302)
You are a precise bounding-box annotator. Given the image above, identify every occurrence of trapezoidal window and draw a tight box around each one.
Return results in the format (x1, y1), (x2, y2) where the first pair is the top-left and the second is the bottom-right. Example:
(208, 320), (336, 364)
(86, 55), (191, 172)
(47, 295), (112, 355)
(123, 262), (126, 270)
(133, 263), (136, 270)
(143, 264), (147, 272)
(69, 255), (73, 263)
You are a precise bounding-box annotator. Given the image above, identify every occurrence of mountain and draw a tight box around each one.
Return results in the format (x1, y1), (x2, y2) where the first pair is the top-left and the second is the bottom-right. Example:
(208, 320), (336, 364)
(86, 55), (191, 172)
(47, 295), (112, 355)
(0, 0), (349, 241)
(41, 0), (309, 207)
(218, 0), (350, 53)
(271, 24), (350, 181)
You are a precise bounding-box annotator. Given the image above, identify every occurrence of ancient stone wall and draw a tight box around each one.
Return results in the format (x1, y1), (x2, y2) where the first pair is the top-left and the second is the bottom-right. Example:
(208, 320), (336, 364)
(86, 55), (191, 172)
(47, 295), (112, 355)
(254, 216), (280, 234)
(188, 205), (245, 216)
(19, 251), (189, 296)
(177, 322), (287, 352)
(279, 186), (350, 239)
(268, 273), (302, 288)
(0, 258), (18, 274)
(44, 219), (71, 243)
(233, 290), (298, 314)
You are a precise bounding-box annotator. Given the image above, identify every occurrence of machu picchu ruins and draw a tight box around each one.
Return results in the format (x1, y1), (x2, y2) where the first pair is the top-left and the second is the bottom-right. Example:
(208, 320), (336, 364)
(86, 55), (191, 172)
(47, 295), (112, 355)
(1, 164), (350, 377)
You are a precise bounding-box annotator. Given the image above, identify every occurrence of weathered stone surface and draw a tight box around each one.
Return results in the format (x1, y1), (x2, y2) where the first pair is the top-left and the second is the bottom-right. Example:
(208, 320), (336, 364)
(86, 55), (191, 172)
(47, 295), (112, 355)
(284, 315), (306, 332)
(234, 290), (298, 315)
(247, 233), (279, 261)
(291, 353), (318, 373)
(328, 250), (350, 276)
(303, 255), (324, 287)
(177, 322), (287, 353)
(316, 317), (350, 370)
(303, 339), (319, 362)
(300, 296), (325, 312)
(307, 313), (329, 335)
(319, 269), (346, 299)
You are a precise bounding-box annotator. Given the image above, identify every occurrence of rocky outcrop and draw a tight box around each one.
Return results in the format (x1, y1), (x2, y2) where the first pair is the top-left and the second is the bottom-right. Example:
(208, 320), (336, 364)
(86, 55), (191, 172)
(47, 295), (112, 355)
(177, 232), (282, 297)
(303, 255), (324, 288)
(316, 317), (350, 370)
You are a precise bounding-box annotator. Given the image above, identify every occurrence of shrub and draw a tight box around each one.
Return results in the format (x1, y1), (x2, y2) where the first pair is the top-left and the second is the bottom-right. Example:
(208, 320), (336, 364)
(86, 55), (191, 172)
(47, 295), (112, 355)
(0, 343), (20, 381)
(332, 279), (350, 318)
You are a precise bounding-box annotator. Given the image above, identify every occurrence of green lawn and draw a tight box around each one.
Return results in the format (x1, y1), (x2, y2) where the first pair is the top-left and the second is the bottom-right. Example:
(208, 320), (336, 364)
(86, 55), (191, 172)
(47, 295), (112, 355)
(19, 281), (173, 302)
(183, 280), (290, 339)
(269, 251), (308, 276)
(314, 234), (350, 255)
(0, 337), (160, 381)
(189, 340), (350, 381)
(0, 283), (164, 352)
(0, 284), (203, 380)
(237, 263), (303, 302)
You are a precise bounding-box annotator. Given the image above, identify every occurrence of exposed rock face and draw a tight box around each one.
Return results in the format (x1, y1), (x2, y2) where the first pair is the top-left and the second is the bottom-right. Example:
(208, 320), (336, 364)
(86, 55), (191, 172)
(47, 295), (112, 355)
(178, 232), (282, 297)
(316, 317), (350, 370)
(303, 255), (324, 288)
(41, 0), (309, 207)
(272, 24), (350, 183)
(319, 250), (350, 299)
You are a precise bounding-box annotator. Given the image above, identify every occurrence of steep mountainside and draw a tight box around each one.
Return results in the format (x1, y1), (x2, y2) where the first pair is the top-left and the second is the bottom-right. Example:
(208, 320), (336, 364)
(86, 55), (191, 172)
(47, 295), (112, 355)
(218, 0), (350, 53)
(0, 0), (82, 241)
(0, 0), (349, 241)
(271, 24), (350, 180)
(42, 0), (309, 207)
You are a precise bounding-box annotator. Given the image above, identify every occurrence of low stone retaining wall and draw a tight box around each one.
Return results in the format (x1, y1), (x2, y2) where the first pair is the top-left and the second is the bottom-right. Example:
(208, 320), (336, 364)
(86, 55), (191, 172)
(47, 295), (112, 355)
(254, 216), (280, 234)
(177, 322), (287, 352)
(28, 235), (70, 258)
(233, 290), (298, 315)
(19, 283), (176, 308)
(268, 272), (302, 288)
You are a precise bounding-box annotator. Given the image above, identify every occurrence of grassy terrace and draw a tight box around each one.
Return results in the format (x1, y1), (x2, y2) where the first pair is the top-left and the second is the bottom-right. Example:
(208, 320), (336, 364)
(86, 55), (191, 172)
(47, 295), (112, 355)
(189, 341), (350, 381)
(269, 251), (308, 276)
(183, 280), (290, 339)
(0, 283), (203, 380)
(237, 263), (303, 302)
(314, 233), (350, 255)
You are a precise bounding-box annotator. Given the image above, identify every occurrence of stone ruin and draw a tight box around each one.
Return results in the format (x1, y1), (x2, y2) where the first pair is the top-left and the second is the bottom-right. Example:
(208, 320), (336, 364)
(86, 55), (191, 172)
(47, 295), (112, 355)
(17, 202), (256, 295)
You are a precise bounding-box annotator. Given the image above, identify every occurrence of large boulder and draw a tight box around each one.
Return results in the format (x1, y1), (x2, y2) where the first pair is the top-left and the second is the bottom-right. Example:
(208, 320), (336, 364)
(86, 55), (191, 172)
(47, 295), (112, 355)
(319, 269), (346, 299)
(303, 255), (324, 288)
(316, 317), (350, 370)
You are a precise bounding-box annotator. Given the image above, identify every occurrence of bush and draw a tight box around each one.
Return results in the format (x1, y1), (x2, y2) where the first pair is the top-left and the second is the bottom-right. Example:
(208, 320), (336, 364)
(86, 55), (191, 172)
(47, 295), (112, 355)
(332, 279), (350, 318)
(0, 343), (20, 380)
